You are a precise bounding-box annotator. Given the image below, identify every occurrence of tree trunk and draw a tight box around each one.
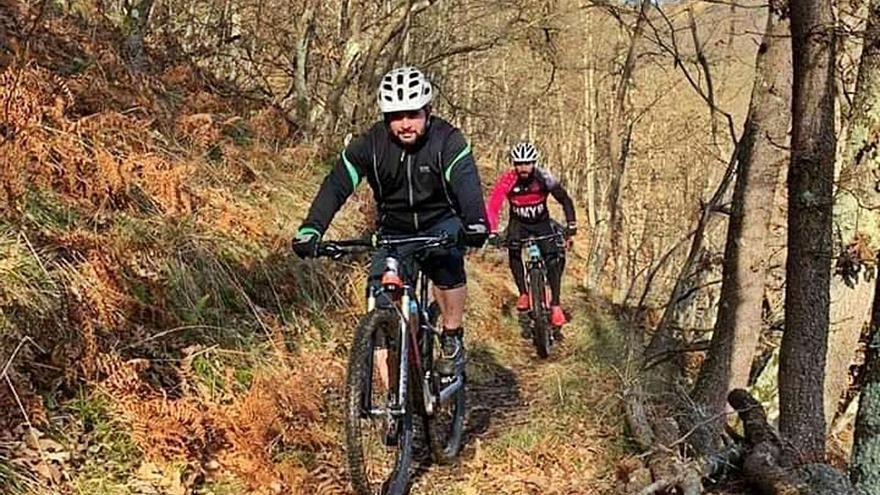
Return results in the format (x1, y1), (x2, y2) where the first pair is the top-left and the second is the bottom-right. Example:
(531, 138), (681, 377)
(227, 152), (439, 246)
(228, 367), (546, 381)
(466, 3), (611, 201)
(293, 4), (316, 126)
(606, 0), (649, 300)
(825, 0), (880, 431)
(779, 0), (837, 464)
(825, 279), (873, 427)
(583, 22), (598, 232)
(583, 12), (602, 289)
(122, 0), (156, 72)
(688, 4), (791, 453)
(338, 0), (350, 38)
(850, 5), (880, 489)
(728, 389), (857, 495)
(852, 256), (880, 493)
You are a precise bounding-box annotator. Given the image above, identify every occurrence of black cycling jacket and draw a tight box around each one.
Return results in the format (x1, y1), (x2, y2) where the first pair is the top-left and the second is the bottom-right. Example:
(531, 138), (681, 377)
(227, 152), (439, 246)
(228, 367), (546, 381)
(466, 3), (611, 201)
(299, 116), (488, 236)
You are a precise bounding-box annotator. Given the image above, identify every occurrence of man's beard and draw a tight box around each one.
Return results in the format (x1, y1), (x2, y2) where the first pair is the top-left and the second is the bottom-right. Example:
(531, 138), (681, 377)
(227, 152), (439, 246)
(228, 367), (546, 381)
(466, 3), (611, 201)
(392, 127), (426, 146)
(517, 171), (532, 180)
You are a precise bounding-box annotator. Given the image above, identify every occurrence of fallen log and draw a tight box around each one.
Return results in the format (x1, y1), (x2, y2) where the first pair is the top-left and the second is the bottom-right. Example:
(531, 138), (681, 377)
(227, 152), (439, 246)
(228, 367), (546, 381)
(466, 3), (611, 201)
(620, 381), (731, 495)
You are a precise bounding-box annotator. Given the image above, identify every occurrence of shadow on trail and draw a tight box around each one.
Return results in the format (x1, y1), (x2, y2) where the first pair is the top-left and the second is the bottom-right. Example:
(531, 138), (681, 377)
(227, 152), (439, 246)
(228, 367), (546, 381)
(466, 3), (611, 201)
(410, 341), (522, 486)
(461, 343), (523, 442)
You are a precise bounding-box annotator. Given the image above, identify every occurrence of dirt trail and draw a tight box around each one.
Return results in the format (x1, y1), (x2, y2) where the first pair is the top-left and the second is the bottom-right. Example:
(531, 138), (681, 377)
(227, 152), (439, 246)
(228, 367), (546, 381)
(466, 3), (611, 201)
(409, 291), (623, 495)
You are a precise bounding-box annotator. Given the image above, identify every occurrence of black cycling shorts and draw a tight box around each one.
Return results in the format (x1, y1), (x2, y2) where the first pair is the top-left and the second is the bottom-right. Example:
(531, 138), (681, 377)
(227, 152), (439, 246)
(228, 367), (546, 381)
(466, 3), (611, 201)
(368, 216), (467, 292)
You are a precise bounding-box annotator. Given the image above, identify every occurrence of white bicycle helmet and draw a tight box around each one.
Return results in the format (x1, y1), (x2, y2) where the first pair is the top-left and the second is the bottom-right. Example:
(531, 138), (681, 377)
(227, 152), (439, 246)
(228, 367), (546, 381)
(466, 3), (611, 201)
(377, 66), (434, 113)
(510, 142), (539, 163)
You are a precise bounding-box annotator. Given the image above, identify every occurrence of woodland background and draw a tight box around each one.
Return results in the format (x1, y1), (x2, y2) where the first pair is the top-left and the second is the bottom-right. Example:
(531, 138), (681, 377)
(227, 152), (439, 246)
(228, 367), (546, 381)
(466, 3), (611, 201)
(1, 0), (879, 493)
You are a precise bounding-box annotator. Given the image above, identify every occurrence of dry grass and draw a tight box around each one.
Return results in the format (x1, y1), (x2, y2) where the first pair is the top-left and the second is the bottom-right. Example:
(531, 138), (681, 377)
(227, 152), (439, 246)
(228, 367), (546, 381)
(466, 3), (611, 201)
(0, 3), (370, 491)
(0, 3), (626, 493)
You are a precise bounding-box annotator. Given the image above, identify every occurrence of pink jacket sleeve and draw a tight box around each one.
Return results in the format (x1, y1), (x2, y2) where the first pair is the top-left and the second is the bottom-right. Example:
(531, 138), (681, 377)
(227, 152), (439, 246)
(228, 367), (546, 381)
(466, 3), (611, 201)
(485, 170), (517, 232)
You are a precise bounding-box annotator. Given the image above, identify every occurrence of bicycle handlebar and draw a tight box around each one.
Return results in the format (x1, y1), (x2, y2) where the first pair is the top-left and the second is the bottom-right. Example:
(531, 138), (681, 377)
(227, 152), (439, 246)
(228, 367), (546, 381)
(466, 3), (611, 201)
(316, 233), (457, 260)
(494, 231), (566, 249)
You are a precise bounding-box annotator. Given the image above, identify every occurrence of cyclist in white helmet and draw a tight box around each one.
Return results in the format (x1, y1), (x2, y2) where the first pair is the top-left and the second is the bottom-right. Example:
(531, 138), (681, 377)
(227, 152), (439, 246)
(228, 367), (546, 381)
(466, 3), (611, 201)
(486, 141), (577, 329)
(293, 66), (488, 375)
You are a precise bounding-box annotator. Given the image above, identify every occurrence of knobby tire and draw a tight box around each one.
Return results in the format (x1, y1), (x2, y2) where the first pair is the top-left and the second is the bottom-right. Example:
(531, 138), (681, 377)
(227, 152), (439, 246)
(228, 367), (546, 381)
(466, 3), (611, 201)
(422, 301), (466, 464)
(529, 267), (551, 358)
(345, 309), (413, 495)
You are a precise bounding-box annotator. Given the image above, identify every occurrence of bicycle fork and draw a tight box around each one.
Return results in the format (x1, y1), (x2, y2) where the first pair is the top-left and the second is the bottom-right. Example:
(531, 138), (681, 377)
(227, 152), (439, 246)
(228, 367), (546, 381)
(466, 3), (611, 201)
(361, 294), (410, 419)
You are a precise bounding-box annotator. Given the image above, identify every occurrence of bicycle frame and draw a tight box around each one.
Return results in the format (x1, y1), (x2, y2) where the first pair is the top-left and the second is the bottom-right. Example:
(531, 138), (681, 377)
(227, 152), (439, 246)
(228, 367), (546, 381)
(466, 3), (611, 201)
(524, 240), (545, 279)
(324, 235), (464, 420)
(372, 264), (463, 419)
(513, 232), (565, 311)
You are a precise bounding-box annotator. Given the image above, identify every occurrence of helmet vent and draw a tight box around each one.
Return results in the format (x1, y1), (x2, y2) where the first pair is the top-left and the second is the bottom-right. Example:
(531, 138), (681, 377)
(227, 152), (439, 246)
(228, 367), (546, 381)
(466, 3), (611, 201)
(377, 66), (434, 113)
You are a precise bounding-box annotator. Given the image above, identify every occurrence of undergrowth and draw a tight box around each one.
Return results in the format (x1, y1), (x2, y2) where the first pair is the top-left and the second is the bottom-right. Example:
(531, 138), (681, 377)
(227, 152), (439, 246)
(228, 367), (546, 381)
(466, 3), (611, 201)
(0, 2), (626, 493)
(0, 2), (366, 491)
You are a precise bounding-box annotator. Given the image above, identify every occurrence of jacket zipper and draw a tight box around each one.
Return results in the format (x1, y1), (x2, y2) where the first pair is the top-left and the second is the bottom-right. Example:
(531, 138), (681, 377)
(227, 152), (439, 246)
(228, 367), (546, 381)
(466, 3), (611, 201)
(373, 152), (383, 201)
(406, 153), (419, 229)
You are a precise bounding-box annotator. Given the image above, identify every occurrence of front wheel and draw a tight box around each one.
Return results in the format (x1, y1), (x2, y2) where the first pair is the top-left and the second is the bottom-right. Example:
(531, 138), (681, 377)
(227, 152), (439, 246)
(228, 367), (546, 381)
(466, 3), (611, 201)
(529, 267), (551, 358)
(345, 309), (413, 495)
(423, 301), (466, 464)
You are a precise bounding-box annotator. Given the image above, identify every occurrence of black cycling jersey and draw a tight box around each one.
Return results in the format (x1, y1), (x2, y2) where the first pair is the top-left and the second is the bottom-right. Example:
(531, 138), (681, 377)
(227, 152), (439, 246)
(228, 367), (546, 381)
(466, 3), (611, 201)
(300, 116), (487, 236)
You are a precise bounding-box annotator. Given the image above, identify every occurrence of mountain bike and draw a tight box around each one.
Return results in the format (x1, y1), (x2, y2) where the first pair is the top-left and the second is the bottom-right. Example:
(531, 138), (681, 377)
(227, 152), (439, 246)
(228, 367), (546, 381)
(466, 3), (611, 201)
(502, 231), (566, 359)
(317, 233), (466, 495)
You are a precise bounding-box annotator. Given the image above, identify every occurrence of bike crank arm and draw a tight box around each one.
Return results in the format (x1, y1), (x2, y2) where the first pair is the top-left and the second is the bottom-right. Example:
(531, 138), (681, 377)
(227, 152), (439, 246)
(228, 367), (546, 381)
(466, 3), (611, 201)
(423, 373), (465, 415)
(422, 374), (435, 416)
(437, 375), (464, 405)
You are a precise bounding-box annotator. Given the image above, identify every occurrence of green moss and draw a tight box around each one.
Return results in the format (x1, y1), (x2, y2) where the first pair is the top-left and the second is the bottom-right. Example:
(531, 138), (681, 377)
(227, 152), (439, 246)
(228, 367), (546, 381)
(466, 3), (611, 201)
(22, 190), (80, 231)
(66, 390), (142, 494)
(221, 120), (253, 146)
(194, 478), (249, 495)
(0, 456), (29, 495)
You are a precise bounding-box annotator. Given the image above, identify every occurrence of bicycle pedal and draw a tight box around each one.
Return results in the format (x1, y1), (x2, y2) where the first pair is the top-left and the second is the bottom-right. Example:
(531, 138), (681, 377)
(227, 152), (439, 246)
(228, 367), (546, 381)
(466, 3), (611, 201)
(383, 423), (398, 446)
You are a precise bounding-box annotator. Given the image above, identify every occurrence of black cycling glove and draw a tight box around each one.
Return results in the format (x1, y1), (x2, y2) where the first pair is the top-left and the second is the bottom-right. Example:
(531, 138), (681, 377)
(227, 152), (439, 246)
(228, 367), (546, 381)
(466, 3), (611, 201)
(487, 232), (502, 248)
(463, 223), (488, 248)
(292, 226), (322, 259)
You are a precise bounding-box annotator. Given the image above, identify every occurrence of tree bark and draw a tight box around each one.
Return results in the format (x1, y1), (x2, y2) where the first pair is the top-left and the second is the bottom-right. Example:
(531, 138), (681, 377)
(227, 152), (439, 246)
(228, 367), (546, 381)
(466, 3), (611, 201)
(293, 4), (316, 126)
(825, 278), (873, 426)
(825, 0), (880, 430)
(122, 0), (156, 72)
(606, 0), (649, 300)
(850, 3), (880, 491)
(852, 257), (880, 493)
(688, 4), (791, 454)
(779, 0), (837, 463)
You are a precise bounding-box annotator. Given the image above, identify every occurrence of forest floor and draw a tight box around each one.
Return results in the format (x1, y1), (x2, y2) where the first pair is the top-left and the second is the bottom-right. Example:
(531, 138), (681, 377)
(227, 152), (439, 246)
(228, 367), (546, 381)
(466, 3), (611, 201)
(0, 10), (634, 492)
(407, 275), (629, 495)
